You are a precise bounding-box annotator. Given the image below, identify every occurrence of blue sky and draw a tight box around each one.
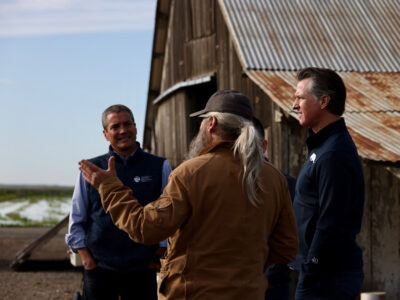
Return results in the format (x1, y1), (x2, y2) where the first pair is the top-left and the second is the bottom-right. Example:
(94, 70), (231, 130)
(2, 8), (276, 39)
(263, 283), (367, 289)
(0, 0), (157, 186)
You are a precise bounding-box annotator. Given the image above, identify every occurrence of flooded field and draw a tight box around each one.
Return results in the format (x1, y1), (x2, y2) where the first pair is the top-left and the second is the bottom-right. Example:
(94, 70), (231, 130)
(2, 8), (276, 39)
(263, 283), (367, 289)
(0, 186), (73, 227)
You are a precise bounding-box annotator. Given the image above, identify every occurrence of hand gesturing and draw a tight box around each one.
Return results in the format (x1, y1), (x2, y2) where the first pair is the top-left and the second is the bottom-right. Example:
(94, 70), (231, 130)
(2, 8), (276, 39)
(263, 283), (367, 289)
(79, 156), (117, 189)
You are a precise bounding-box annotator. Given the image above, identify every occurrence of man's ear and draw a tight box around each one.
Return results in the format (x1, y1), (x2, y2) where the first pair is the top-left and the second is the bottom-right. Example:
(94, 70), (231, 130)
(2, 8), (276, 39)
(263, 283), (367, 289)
(320, 95), (331, 110)
(103, 129), (109, 141)
(207, 116), (218, 133)
(262, 139), (267, 154)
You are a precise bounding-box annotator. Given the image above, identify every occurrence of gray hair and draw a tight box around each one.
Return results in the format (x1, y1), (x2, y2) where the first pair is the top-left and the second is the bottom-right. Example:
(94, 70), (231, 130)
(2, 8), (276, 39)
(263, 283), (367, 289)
(102, 104), (135, 129)
(204, 112), (264, 207)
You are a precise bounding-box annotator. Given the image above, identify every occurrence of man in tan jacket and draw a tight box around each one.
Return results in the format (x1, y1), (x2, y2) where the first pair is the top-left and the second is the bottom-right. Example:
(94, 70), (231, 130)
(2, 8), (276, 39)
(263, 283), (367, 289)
(79, 89), (298, 300)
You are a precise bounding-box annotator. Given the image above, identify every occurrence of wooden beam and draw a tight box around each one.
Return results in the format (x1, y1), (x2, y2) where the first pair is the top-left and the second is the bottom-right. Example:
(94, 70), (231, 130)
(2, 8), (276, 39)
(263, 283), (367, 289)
(10, 215), (69, 270)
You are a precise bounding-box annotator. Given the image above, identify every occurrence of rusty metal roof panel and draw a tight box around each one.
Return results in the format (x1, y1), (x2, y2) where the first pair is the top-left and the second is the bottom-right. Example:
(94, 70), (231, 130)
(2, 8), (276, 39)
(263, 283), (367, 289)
(218, 0), (400, 72)
(345, 112), (400, 161)
(340, 72), (400, 112)
(247, 70), (400, 162)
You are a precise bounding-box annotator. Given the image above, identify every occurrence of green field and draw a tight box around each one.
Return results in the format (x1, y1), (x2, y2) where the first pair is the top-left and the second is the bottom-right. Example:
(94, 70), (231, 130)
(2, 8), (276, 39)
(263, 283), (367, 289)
(0, 185), (73, 227)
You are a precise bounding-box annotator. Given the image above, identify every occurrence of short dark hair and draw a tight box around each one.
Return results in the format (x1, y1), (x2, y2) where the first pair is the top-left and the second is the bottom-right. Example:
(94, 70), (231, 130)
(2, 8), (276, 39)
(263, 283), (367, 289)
(102, 104), (135, 129)
(297, 67), (346, 116)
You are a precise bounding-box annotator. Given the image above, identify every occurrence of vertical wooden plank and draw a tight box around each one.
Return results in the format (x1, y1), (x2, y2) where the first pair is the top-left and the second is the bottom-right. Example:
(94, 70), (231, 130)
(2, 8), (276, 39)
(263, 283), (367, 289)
(190, 0), (215, 39)
(175, 91), (188, 165)
(184, 0), (193, 42)
(153, 105), (162, 156)
(286, 118), (307, 177)
(215, 1), (230, 89)
(270, 102), (282, 169)
(369, 165), (400, 299)
(159, 0), (175, 93)
(229, 39), (243, 90)
(154, 91), (189, 168)
(358, 162), (372, 292)
(160, 0), (187, 91)
(185, 35), (216, 79)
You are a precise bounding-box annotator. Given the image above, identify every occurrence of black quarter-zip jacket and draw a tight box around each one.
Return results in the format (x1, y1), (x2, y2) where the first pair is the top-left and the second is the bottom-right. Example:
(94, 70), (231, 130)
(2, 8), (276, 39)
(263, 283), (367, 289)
(292, 118), (364, 274)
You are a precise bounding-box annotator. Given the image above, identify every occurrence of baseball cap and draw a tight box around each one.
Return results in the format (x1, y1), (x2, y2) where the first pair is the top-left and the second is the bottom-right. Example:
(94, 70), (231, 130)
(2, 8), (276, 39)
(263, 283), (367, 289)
(189, 89), (254, 120)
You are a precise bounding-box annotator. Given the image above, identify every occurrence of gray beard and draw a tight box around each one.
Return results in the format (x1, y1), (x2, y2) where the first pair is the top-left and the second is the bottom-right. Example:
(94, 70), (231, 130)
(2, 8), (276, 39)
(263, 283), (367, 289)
(185, 126), (208, 160)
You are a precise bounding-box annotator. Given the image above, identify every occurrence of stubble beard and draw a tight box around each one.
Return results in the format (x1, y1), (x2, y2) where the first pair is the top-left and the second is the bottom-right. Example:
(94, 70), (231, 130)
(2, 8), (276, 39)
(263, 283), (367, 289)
(185, 125), (208, 160)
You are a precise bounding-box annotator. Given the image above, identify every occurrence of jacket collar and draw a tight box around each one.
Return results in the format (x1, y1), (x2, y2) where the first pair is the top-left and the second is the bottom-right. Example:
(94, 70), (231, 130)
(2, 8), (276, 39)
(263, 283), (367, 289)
(108, 142), (142, 165)
(199, 140), (234, 156)
(306, 117), (346, 150)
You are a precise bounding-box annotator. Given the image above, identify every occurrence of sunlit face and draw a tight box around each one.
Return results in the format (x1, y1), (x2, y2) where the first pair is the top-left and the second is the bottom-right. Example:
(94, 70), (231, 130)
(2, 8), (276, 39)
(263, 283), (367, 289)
(293, 78), (323, 132)
(103, 111), (137, 157)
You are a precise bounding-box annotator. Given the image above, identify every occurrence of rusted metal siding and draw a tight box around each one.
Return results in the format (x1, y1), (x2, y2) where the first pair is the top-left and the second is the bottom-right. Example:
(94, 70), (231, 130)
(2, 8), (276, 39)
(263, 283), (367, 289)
(247, 70), (400, 162)
(218, 0), (400, 72)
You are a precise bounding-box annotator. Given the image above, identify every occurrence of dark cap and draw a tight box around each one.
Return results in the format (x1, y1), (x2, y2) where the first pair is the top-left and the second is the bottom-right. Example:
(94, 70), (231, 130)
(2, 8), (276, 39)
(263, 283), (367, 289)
(189, 89), (254, 120)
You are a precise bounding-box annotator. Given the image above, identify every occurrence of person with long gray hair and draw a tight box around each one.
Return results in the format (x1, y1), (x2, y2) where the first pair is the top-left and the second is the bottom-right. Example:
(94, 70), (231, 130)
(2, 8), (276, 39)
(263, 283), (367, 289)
(187, 110), (264, 207)
(78, 89), (298, 300)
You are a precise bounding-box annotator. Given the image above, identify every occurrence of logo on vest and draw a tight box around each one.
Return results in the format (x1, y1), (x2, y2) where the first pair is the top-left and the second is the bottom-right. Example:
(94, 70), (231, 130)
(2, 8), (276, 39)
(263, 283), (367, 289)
(133, 176), (152, 183)
(310, 153), (317, 163)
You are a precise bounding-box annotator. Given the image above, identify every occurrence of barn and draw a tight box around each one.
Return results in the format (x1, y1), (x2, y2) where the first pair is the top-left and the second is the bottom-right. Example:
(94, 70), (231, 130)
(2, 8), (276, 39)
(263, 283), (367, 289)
(143, 0), (400, 298)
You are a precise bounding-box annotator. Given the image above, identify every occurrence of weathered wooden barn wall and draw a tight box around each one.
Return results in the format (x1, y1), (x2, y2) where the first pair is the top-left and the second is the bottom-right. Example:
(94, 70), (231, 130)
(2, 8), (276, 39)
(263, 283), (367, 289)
(154, 90), (188, 167)
(153, 0), (218, 165)
(358, 164), (400, 299)
(159, 0), (216, 91)
(153, 0), (308, 175)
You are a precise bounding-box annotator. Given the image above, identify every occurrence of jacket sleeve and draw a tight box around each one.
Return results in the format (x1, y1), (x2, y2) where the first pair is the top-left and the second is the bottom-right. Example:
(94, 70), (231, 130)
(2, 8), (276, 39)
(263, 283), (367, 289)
(65, 172), (89, 251)
(266, 180), (299, 266)
(98, 173), (191, 245)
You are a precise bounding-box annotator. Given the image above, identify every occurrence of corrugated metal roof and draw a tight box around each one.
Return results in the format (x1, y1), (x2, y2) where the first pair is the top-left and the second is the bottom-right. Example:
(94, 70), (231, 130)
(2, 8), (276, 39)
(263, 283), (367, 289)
(218, 0), (400, 72)
(217, 0), (400, 161)
(247, 70), (400, 162)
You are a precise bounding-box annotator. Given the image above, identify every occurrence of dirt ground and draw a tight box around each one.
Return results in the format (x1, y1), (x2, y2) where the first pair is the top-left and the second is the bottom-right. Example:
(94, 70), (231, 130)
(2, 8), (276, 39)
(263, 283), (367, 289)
(0, 227), (82, 300)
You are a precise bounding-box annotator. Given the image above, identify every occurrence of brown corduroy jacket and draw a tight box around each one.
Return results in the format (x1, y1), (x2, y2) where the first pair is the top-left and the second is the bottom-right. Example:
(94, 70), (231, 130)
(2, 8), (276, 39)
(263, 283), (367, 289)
(99, 140), (298, 300)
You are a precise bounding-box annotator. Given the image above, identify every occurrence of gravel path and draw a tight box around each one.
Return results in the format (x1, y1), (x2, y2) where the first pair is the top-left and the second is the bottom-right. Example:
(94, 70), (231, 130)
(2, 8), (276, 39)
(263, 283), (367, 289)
(0, 227), (82, 300)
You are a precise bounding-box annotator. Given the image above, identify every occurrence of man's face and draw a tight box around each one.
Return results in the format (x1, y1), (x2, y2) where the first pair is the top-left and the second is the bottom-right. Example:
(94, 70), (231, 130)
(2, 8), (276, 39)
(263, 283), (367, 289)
(103, 111), (137, 156)
(293, 78), (323, 132)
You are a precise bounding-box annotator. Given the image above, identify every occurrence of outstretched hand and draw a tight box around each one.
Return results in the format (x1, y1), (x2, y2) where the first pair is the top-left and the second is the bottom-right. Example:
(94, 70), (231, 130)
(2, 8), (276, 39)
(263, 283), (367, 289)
(79, 156), (117, 189)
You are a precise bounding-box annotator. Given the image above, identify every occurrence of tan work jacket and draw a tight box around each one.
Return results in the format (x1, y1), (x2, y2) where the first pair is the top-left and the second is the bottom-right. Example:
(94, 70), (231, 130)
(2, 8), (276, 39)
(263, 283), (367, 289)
(99, 141), (298, 300)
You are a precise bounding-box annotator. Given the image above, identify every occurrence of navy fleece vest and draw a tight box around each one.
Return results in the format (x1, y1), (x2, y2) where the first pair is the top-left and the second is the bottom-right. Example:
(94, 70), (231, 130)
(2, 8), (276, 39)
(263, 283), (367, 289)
(86, 146), (165, 272)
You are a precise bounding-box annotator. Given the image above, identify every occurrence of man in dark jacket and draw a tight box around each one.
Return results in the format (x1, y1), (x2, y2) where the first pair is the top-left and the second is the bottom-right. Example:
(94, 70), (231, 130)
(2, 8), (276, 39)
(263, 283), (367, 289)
(292, 67), (365, 299)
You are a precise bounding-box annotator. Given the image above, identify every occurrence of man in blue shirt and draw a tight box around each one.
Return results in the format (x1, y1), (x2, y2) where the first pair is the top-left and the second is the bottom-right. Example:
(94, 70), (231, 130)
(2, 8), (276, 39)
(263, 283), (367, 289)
(292, 68), (365, 299)
(65, 104), (171, 300)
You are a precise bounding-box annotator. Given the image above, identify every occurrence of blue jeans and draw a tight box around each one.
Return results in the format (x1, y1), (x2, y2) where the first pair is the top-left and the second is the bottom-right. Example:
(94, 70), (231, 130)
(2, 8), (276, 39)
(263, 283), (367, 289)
(82, 266), (157, 300)
(295, 270), (364, 300)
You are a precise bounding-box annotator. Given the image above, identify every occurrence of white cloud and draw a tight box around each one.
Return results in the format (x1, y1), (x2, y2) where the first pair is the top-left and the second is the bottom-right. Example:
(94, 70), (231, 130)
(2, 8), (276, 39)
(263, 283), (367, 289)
(0, 0), (157, 37)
